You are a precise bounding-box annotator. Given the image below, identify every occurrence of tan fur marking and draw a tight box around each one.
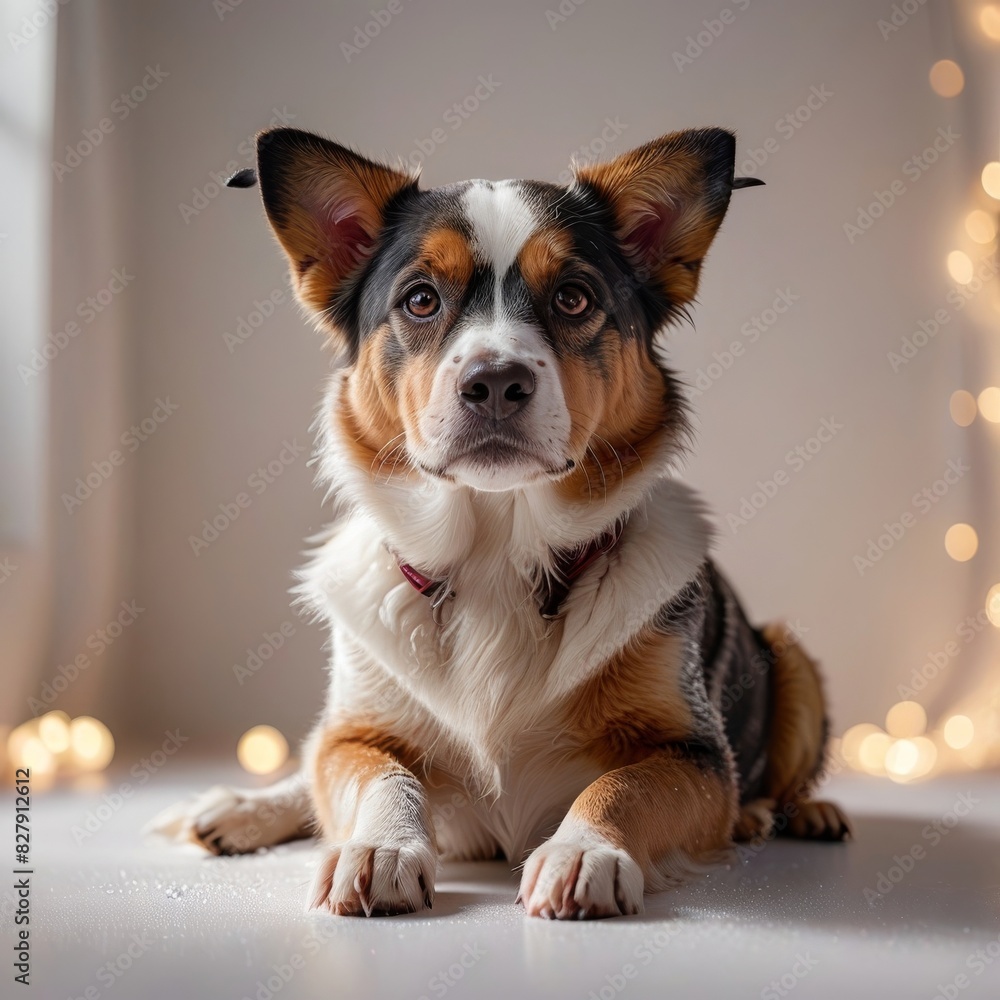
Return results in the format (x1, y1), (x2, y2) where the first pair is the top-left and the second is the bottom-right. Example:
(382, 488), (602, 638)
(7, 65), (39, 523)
(555, 339), (674, 502)
(337, 326), (409, 477)
(516, 226), (575, 300)
(311, 722), (424, 842)
(396, 351), (445, 454)
(565, 628), (693, 770)
(759, 622), (828, 803)
(417, 227), (474, 290)
(568, 749), (736, 871)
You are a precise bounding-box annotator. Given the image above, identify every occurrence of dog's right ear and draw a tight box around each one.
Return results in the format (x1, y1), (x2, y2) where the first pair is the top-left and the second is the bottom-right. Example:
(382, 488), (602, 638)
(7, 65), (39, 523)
(252, 128), (417, 345)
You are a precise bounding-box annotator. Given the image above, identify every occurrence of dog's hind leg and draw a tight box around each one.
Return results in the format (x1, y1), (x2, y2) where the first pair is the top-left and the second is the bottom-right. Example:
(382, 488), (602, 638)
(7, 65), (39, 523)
(143, 770), (315, 855)
(758, 623), (852, 842)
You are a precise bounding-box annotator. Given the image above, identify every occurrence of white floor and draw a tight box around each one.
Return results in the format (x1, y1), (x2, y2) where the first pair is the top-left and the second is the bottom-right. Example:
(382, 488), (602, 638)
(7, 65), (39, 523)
(13, 765), (1000, 1000)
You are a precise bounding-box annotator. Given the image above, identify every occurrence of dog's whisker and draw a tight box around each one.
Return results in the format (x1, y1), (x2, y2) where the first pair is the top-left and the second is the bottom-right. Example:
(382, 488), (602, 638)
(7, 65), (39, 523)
(370, 432), (407, 480)
(374, 449), (405, 484)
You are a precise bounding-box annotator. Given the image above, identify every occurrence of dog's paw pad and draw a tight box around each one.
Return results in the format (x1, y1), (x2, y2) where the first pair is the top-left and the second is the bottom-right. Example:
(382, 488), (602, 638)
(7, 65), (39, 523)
(518, 840), (644, 919)
(308, 840), (436, 916)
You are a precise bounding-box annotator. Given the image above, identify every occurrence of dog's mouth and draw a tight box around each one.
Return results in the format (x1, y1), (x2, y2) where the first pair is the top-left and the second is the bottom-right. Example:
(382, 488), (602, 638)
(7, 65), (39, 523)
(416, 435), (575, 487)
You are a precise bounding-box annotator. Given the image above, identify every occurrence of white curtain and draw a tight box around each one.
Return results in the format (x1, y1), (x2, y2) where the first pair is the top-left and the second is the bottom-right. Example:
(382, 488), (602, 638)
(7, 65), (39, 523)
(1, 1), (134, 727)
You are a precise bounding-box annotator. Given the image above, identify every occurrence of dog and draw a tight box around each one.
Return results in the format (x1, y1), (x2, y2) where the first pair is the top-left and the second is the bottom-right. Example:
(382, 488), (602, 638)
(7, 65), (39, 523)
(152, 125), (849, 919)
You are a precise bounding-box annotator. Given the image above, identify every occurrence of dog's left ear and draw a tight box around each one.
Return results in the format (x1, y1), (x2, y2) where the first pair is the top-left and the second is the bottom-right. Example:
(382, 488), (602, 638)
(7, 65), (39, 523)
(573, 128), (747, 308)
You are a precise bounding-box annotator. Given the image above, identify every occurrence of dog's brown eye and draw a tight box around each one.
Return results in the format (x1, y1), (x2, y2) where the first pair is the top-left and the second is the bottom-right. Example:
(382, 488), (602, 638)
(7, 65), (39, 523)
(553, 283), (591, 318)
(403, 285), (440, 319)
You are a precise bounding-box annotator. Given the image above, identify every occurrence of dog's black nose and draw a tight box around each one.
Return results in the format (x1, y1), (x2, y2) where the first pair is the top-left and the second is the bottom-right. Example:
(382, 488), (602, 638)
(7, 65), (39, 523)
(458, 359), (535, 420)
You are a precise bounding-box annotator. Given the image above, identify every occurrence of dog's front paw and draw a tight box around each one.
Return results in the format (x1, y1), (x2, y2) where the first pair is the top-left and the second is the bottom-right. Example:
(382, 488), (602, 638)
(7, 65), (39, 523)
(518, 839), (644, 919)
(308, 839), (436, 916)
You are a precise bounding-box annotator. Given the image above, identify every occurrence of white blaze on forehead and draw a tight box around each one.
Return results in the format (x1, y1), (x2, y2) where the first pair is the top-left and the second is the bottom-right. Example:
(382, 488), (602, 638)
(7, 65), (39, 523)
(461, 180), (538, 294)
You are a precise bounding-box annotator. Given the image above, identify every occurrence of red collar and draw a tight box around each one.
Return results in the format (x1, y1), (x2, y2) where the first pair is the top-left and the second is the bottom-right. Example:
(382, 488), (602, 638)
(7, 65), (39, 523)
(398, 528), (620, 624)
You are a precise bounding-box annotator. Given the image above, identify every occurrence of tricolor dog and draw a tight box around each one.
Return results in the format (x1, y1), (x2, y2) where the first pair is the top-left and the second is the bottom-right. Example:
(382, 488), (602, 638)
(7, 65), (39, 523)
(153, 126), (849, 919)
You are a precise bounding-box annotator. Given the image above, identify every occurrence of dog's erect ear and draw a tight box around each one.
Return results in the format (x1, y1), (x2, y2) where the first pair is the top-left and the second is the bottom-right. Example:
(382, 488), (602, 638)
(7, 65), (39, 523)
(573, 128), (748, 309)
(254, 127), (417, 342)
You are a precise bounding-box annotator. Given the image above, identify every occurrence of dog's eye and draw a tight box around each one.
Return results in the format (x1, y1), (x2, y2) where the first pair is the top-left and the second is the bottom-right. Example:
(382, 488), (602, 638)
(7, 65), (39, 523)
(552, 283), (592, 318)
(403, 285), (440, 319)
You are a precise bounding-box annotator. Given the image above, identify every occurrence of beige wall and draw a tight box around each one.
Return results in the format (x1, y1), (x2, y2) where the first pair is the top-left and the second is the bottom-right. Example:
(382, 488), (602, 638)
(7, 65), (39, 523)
(47, 0), (997, 751)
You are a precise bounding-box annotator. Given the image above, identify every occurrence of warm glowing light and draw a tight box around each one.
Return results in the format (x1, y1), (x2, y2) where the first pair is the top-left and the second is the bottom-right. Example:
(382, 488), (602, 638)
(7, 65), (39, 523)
(982, 5), (1000, 39)
(944, 523), (979, 562)
(38, 711), (71, 754)
(237, 725), (289, 775)
(947, 250), (974, 284)
(70, 716), (115, 771)
(7, 720), (41, 768)
(965, 209), (997, 244)
(929, 59), (964, 97)
(911, 736), (938, 778)
(978, 386), (1000, 422)
(887, 736), (938, 783)
(886, 701), (927, 738)
(20, 737), (56, 775)
(885, 738), (920, 776)
(989, 584), (1000, 628)
(950, 390), (978, 427)
(841, 723), (882, 768)
(858, 731), (892, 774)
(983, 162), (1000, 199)
(943, 714), (974, 749)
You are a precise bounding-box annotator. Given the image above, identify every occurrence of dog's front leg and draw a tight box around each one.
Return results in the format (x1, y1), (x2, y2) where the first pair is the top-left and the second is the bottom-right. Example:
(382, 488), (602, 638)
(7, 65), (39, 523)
(307, 724), (436, 916)
(519, 744), (737, 919)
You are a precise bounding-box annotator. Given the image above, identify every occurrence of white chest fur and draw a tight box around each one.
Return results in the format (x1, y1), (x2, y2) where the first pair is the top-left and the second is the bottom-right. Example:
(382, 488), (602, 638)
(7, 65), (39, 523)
(298, 478), (711, 797)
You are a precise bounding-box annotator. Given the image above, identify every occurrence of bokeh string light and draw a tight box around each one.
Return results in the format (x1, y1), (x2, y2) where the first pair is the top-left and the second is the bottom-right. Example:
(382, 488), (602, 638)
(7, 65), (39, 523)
(5, 712), (115, 786)
(835, 30), (1000, 782)
(5, 712), (295, 787)
(237, 725), (289, 775)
